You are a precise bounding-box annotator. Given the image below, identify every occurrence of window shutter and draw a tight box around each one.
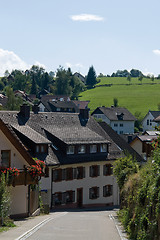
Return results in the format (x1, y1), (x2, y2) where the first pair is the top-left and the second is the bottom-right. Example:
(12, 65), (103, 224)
(89, 188), (92, 199)
(90, 166), (92, 177)
(97, 165), (100, 176)
(97, 187), (99, 198)
(72, 191), (75, 202)
(73, 168), (77, 179)
(62, 169), (66, 180)
(52, 170), (57, 181)
(62, 192), (66, 204)
(83, 167), (85, 178)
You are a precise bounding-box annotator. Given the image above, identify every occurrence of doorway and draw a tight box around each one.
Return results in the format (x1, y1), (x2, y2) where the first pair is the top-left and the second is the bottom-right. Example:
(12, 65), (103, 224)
(77, 188), (83, 208)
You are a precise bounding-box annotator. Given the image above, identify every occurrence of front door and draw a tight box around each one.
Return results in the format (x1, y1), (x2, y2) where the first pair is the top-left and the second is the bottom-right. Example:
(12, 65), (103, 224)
(77, 188), (83, 208)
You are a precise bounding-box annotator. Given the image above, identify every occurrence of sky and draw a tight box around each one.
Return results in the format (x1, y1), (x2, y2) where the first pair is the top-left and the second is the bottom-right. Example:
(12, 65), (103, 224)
(0, 0), (160, 77)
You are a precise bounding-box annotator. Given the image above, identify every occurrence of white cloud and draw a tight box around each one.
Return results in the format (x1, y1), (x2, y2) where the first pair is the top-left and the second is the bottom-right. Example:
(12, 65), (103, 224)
(65, 62), (84, 69)
(153, 49), (160, 55)
(70, 14), (104, 22)
(0, 49), (47, 76)
(34, 61), (46, 69)
(0, 48), (29, 76)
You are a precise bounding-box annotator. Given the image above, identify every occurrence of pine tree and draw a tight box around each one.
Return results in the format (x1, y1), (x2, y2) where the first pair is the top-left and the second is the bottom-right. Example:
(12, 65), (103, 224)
(86, 66), (97, 88)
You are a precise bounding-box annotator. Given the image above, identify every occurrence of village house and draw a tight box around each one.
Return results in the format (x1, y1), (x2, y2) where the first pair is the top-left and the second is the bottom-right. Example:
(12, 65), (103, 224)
(0, 118), (42, 218)
(92, 106), (136, 135)
(0, 104), (125, 209)
(141, 110), (160, 132)
(0, 104), (144, 211)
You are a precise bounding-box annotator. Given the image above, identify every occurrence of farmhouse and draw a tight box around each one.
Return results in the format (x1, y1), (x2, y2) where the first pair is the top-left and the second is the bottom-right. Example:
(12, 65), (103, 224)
(0, 104), (124, 209)
(92, 106), (136, 135)
(0, 118), (42, 218)
(141, 110), (160, 132)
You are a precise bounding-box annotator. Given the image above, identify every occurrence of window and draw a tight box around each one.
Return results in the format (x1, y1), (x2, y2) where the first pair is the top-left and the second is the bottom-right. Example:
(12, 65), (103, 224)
(120, 131), (123, 134)
(100, 144), (107, 152)
(66, 168), (73, 180)
(90, 145), (97, 153)
(1, 150), (10, 167)
(147, 119), (149, 125)
(52, 169), (62, 182)
(64, 190), (75, 203)
(114, 123), (118, 127)
(103, 164), (113, 176)
(36, 145), (40, 153)
(73, 167), (85, 179)
(89, 187), (99, 199)
(53, 192), (62, 205)
(120, 123), (123, 127)
(78, 145), (86, 154)
(41, 145), (45, 153)
(103, 185), (113, 197)
(67, 146), (75, 154)
(90, 165), (100, 177)
(56, 108), (61, 111)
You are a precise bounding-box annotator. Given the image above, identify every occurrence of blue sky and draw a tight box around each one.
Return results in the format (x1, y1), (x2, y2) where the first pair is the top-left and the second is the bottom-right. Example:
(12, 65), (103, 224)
(0, 0), (160, 77)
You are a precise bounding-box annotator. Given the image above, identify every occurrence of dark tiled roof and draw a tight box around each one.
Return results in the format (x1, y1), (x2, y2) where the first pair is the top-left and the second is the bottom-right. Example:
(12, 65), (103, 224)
(73, 100), (90, 110)
(12, 125), (51, 144)
(98, 122), (144, 162)
(92, 107), (136, 121)
(149, 111), (160, 118)
(48, 100), (79, 112)
(136, 135), (158, 142)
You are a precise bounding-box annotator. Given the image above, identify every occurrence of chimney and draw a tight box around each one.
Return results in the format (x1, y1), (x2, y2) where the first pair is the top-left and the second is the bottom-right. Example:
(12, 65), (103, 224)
(19, 104), (30, 119)
(32, 104), (39, 114)
(79, 108), (90, 120)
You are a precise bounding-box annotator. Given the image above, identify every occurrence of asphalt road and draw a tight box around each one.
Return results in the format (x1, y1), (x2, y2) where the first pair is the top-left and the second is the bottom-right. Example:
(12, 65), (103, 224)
(26, 209), (122, 240)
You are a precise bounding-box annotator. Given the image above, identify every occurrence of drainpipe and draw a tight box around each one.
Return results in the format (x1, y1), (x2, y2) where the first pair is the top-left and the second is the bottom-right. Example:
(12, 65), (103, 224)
(28, 185), (31, 216)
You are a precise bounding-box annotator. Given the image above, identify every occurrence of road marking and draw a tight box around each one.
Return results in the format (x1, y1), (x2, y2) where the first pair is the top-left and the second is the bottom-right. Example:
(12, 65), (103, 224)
(109, 214), (128, 240)
(15, 212), (67, 240)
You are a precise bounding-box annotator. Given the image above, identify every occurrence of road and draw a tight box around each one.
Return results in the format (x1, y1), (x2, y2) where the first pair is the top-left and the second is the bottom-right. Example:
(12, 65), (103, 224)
(25, 209), (122, 240)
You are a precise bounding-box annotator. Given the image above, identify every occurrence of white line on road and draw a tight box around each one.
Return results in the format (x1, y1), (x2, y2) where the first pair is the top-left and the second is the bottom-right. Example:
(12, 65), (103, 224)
(15, 212), (67, 240)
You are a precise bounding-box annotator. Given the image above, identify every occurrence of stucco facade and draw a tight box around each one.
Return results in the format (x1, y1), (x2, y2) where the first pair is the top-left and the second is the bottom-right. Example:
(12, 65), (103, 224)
(40, 161), (119, 208)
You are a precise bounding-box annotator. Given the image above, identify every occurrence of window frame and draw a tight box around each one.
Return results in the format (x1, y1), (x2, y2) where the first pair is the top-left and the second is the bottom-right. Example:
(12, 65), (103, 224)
(90, 145), (97, 153)
(1, 150), (11, 168)
(89, 186), (99, 199)
(103, 185), (113, 197)
(90, 165), (100, 178)
(78, 145), (86, 154)
(103, 164), (113, 176)
(67, 145), (75, 155)
(100, 144), (107, 153)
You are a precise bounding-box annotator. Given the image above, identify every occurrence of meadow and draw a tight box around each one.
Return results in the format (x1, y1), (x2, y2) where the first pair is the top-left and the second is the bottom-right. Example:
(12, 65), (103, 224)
(79, 77), (160, 118)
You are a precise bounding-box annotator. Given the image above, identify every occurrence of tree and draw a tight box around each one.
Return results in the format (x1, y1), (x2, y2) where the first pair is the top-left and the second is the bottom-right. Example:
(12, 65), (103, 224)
(55, 66), (72, 95)
(151, 75), (155, 84)
(86, 66), (97, 88)
(5, 86), (23, 110)
(138, 75), (143, 84)
(130, 69), (143, 78)
(113, 98), (118, 107)
(30, 77), (37, 95)
(127, 75), (131, 84)
(113, 155), (139, 190)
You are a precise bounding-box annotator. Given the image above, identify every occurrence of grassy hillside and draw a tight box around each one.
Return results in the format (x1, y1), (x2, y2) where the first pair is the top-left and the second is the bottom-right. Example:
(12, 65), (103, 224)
(79, 77), (160, 118)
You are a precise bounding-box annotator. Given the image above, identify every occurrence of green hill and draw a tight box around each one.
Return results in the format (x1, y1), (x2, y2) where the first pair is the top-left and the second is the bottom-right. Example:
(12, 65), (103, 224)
(79, 77), (160, 118)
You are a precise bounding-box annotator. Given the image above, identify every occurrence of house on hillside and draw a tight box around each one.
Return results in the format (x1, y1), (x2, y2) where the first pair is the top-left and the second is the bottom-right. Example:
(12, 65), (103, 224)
(141, 110), (160, 132)
(99, 122), (143, 162)
(0, 104), (127, 209)
(74, 72), (86, 84)
(0, 94), (8, 108)
(39, 99), (79, 113)
(0, 118), (44, 218)
(92, 106), (136, 135)
(130, 135), (157, 161)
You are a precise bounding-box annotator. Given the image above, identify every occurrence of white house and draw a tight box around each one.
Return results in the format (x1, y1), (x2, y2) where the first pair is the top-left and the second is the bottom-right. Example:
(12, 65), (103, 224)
(92, 106), (136, 135)
(141, 110), (160, 132)
(0, 118), (40, 218)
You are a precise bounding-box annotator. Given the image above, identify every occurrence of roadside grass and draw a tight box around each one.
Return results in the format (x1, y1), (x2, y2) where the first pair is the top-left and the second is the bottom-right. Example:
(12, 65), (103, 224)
(79, 81), (160, 118)
(0, 218), (16, 232)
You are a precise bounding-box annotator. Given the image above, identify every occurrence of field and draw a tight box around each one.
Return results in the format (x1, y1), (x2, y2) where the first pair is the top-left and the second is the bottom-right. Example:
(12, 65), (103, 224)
(79, 77), (160, 118)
